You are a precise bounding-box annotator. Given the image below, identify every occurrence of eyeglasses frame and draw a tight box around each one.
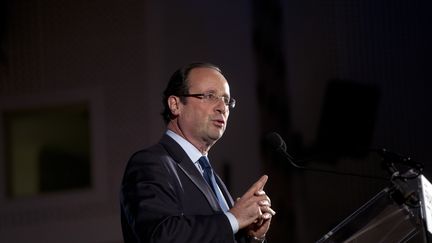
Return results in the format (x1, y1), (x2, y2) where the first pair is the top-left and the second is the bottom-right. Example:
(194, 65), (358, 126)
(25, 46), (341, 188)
(179, 92), (236, 109)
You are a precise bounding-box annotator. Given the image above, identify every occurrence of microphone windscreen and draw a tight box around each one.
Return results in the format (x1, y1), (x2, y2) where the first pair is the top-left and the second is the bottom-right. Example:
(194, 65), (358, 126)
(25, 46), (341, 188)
(265, 132), (287, 152)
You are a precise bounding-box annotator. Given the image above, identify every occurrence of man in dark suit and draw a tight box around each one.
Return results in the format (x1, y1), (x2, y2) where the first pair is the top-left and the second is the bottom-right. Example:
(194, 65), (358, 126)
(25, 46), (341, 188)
(120, 63), (275, 242)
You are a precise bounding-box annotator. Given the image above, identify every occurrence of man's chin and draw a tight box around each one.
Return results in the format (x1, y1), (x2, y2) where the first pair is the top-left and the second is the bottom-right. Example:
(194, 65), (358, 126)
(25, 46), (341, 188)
(209, 130), (224, 141)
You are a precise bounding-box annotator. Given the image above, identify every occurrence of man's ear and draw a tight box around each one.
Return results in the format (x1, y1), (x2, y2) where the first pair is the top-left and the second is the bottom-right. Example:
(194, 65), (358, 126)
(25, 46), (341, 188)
(168, 95), (181, 116)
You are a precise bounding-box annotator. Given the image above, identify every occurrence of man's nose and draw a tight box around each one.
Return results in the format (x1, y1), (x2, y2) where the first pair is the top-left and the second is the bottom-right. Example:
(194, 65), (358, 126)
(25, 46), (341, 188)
(214, 98), (228, 114)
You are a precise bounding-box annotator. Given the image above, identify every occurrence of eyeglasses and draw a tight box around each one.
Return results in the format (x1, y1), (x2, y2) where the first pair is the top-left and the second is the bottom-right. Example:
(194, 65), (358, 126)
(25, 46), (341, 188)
(180, 92), (236, 109)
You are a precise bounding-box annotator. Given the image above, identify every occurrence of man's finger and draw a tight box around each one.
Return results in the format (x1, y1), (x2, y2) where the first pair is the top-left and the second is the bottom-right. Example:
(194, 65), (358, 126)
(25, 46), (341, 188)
(258, 199), (270, 206)
(244, 175), (268, 197)
(262, 212), (272, 220)
(261, 206), (276, 216)
(255, 190), (265, 195)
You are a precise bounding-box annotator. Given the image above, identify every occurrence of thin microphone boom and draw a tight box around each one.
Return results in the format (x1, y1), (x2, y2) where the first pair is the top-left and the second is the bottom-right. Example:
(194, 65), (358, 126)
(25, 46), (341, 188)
(265, 132), (388, 180)
(266, 132), (423, 206)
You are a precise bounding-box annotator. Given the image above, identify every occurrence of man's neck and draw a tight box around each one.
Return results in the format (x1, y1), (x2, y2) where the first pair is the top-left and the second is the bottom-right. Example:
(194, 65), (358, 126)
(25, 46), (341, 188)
(167, 123), (212, 154)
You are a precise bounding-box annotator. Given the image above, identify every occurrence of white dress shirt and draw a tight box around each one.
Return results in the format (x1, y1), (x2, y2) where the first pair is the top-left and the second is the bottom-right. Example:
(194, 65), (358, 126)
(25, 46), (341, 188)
(166, 130), (239, 234)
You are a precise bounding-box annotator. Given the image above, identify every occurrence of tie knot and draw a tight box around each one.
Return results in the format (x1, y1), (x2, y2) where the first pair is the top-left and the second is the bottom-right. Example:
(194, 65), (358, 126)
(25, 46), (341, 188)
(198, 156), (211, 169)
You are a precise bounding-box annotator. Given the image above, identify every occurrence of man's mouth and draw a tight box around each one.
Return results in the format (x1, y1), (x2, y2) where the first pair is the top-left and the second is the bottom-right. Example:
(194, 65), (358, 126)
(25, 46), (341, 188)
(212, 119), (225, 128)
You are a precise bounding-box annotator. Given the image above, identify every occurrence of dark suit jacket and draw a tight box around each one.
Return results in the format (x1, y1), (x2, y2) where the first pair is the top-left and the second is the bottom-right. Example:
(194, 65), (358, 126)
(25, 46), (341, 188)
(120, 134), (251, 243)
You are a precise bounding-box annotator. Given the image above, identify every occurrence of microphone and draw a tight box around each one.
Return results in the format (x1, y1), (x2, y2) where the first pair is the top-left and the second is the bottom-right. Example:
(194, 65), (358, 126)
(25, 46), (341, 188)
(265, 132), (387, 180)
(265, 132), (306, 170)
(266, 132), (422, 206)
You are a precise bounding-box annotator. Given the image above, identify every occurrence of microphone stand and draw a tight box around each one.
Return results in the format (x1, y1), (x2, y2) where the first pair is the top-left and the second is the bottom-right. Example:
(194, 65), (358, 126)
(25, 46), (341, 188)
(279, 147), (423, 206)
(277, 148), (388, 181)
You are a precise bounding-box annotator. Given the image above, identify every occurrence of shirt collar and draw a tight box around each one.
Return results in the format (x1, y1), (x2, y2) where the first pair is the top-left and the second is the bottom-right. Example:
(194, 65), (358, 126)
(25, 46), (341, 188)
(166, 130), (205, 164)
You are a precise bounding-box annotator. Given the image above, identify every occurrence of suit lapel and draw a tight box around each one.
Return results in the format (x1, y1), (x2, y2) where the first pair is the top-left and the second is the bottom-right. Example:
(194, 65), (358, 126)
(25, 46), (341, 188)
(215, 174), (234, 208)
(159, 135), (222, 212)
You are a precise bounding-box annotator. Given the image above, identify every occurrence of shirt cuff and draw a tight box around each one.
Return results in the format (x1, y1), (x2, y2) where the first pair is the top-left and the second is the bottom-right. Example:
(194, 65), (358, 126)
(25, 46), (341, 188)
(224, 211), (239, 234)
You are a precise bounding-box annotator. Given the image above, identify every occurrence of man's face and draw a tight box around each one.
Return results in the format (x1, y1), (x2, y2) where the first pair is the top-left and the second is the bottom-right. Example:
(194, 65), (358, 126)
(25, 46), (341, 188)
(177, 67), (231, 147)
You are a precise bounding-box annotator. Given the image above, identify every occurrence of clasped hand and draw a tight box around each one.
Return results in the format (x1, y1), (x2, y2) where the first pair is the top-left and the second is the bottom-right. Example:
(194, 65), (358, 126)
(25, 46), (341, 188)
(229, 175), (276, 239)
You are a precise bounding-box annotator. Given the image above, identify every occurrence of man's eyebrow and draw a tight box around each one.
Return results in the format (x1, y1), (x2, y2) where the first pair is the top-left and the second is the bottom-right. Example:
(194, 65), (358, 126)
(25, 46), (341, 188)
(202, 89), (230, 97)
(203, 89), (217, 93)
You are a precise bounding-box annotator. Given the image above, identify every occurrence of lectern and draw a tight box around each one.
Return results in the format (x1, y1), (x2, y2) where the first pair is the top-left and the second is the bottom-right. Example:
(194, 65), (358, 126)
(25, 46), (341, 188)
(265, 132), (430, 243)
(316, 175), (432, 243)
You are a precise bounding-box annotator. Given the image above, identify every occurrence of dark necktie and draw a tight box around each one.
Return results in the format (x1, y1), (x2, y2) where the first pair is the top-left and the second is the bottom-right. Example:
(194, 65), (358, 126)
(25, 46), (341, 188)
(198, 156), (217, 195)
(197, 156), (229, 212)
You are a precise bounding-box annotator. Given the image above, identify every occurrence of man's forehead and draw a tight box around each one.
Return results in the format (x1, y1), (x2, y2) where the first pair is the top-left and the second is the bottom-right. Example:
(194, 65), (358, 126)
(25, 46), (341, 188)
(188, 66), (222, 79)
(188, 68), (229, 89)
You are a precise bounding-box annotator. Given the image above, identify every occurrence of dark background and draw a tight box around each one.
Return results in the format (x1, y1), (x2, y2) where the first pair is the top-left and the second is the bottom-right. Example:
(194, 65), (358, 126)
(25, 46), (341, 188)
(0, 0), (431, 242)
